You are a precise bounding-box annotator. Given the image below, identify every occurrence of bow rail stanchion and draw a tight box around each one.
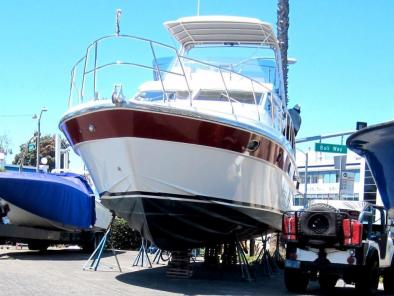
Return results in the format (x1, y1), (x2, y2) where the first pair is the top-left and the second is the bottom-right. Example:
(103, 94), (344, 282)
(83, 211), (122, 272)
(132, 238), (152, 268)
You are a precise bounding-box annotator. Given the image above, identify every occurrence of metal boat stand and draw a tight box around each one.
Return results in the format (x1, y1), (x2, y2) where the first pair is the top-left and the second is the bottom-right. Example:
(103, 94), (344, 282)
(83, 214), (122, 272)
(270, 232), (283, 273)
(132, 238), (152, 268)
(152, 248), (171, 264)
(235, 239), (253, 282)
(254, 233), (273, 276)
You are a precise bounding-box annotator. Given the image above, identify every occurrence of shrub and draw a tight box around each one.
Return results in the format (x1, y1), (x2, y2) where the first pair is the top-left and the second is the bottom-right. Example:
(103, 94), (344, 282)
(107, 217), (141, 250)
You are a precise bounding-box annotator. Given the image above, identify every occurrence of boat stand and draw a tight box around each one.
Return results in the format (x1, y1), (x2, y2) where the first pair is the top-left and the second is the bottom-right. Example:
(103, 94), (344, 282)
(83, 214), (122, 272)
(152, 248), (171, 264)
(270, 232), (283, 273)
(235, 239), (253, 282)
(132, 238), (152, 268)
(254, 233), (273, 276)
(166, 250), (193, 279)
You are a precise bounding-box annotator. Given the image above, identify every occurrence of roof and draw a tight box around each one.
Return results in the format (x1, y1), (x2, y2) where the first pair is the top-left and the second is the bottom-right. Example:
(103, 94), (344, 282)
(164, 16), (278, 49)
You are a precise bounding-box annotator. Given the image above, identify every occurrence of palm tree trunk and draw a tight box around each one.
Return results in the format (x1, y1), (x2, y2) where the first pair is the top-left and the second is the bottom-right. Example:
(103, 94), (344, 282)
(277, 0), (289, 105)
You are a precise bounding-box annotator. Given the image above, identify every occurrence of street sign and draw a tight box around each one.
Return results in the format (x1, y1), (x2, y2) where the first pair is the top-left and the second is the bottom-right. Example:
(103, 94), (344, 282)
(334, 155), (347, 170)
(28, 143), (36, 152)
(356, 121), (368, 130)
(340, 172), (355, 196)
(315, 143), (347, 154)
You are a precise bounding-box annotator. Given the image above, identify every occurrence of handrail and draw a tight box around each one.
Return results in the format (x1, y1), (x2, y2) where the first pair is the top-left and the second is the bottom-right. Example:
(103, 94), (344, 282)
(150, 41), (168, 103)
(176, 55), (272, 94)
(68, 33), (294, 150)
(84, 61), (184, 76)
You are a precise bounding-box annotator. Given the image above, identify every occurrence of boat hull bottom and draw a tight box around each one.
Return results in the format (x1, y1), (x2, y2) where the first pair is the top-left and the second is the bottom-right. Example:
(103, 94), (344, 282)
(102, 194), (281, 250)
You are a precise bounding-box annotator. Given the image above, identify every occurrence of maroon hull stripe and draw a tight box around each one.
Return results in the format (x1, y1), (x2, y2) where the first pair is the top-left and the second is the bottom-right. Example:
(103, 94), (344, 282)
(60, 108), (294, 175)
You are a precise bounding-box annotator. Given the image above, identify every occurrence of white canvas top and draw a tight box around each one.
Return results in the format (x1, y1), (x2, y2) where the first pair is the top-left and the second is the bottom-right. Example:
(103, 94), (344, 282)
(164, 16), (278, 49)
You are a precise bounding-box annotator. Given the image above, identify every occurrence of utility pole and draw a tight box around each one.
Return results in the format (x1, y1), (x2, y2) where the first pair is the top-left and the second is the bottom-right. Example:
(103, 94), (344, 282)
(35, 108), (47, 172)
(297, 148), (309, 207)
(304, 152), (308, 207)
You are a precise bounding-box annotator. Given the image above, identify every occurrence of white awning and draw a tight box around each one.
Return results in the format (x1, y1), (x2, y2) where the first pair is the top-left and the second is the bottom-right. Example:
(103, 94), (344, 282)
(164, 16), (278, 49)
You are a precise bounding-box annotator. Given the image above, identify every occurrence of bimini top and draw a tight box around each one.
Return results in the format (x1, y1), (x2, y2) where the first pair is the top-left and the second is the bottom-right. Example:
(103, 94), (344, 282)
(164, 16), (278, 49)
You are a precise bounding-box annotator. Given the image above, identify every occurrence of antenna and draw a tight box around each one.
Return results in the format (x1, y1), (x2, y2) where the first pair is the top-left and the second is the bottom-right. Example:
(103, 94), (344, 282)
(197, 0), (200, 16)
(115, 9), (122, 35)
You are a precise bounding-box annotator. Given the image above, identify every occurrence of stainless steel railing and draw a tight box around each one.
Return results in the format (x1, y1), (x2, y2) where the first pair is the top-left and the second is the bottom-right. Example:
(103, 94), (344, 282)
(68, 34), (295, 149)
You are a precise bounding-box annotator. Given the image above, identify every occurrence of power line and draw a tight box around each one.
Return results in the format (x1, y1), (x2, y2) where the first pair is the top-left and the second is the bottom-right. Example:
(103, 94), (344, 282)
(0, 114), (35, 118)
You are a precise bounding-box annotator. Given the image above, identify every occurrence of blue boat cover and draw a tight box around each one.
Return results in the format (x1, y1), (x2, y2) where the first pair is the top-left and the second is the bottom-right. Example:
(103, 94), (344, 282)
(0, 172), (96, 228)
(347, 120), (394, 209)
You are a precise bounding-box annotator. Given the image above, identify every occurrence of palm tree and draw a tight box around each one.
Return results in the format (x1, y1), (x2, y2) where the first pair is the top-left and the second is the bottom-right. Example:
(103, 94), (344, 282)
(277, 0), (289, 105)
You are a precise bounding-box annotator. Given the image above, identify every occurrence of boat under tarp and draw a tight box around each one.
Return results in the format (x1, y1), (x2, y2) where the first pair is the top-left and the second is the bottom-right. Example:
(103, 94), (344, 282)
(347, 120), (394, 210)
(0, 172), (96, 229)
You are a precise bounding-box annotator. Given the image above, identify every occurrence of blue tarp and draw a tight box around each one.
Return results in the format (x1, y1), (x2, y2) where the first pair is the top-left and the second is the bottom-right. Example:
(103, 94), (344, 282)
(0, 172), (96, 229)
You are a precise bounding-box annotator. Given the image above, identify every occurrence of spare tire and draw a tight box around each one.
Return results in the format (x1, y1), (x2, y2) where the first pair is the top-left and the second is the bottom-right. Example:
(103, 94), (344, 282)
(308, 203), (338, 213)
(299, 203), (340, 245)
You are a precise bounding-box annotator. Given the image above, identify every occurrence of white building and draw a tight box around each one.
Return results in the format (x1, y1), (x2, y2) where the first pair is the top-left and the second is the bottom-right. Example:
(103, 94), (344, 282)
(294, 148), (380, 208)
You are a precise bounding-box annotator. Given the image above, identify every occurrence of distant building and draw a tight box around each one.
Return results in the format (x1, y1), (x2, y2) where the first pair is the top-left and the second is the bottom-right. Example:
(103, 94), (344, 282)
(295, 149), (380, 208)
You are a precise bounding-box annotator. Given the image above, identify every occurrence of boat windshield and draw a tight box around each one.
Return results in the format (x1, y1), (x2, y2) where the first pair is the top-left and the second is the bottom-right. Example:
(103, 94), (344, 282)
(183, 45), (279, 85)
(135, 90), (190, 102)
(135, 90), (264, 105)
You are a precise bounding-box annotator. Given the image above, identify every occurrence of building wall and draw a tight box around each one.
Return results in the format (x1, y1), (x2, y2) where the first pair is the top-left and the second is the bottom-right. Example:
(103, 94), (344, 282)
(294, 149), (367, 207)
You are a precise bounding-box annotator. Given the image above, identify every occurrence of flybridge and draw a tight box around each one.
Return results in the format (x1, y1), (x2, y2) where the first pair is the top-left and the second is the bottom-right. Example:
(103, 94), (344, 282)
(164, 16), (279, 49)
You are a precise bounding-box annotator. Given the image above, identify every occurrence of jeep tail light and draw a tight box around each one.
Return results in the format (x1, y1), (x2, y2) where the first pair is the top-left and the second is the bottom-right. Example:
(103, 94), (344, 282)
(283, 214), (297, 241)
(343, 218), (363, 246)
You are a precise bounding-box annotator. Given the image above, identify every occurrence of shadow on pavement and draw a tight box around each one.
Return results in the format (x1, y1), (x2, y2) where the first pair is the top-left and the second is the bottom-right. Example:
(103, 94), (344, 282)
(116, 263), (385, 296)
(0, 249), (125, 261)
(117, 263), (289, 295)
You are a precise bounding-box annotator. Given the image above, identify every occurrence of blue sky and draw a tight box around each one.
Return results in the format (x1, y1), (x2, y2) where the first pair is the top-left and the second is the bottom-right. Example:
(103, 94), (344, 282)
(1, 1), (393, 168)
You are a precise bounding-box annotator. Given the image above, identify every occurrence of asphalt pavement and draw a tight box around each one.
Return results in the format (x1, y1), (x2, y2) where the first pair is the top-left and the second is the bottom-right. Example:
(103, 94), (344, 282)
(0, 247), (385, 296)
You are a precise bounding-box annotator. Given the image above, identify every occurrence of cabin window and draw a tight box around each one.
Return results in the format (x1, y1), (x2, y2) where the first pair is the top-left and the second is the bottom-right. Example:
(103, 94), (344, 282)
(194, 90), (263, 104)
(135, 91), (189, 101)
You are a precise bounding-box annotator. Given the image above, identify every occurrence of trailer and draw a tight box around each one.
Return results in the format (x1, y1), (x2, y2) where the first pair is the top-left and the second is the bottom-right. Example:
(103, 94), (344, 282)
(0, 223), (103, 252)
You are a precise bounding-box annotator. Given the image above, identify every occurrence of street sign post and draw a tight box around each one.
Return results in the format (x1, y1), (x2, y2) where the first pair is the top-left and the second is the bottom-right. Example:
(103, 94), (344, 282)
(315, 143), (347, 154)
(340, 172), (355, 196)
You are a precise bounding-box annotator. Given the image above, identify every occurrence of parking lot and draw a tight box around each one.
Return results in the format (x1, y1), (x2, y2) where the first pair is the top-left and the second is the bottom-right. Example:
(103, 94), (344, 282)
(0, 247), (386, 296)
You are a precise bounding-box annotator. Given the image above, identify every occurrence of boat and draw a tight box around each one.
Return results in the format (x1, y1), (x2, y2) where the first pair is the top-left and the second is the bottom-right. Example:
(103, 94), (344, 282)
(347, 120), (394, 211)
(0, 171), (111, 231)
(59, 15), (298, 250)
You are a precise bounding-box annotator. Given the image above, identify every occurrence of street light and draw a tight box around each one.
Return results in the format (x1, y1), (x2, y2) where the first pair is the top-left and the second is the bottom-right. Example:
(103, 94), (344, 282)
(34, 108), (47, 172)
(18, 114), (40, 172)
(296, 148), (309, 207)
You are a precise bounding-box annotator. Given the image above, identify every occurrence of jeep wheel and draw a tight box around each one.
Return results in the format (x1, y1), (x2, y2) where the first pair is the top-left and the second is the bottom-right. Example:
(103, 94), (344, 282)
(355, 257), (379, 295)
(319, 273), (338, 291)
(284, 268), (308, 293)
(384, 258), (394, 294)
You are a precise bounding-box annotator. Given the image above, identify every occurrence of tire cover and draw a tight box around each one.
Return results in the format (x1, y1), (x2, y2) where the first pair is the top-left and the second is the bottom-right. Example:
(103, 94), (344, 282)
(300, 203), (338, 237)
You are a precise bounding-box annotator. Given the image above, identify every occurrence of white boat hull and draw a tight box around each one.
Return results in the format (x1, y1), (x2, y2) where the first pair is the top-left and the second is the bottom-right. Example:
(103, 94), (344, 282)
(74, 137), (294, 248)
(60, 106), (297, 249)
